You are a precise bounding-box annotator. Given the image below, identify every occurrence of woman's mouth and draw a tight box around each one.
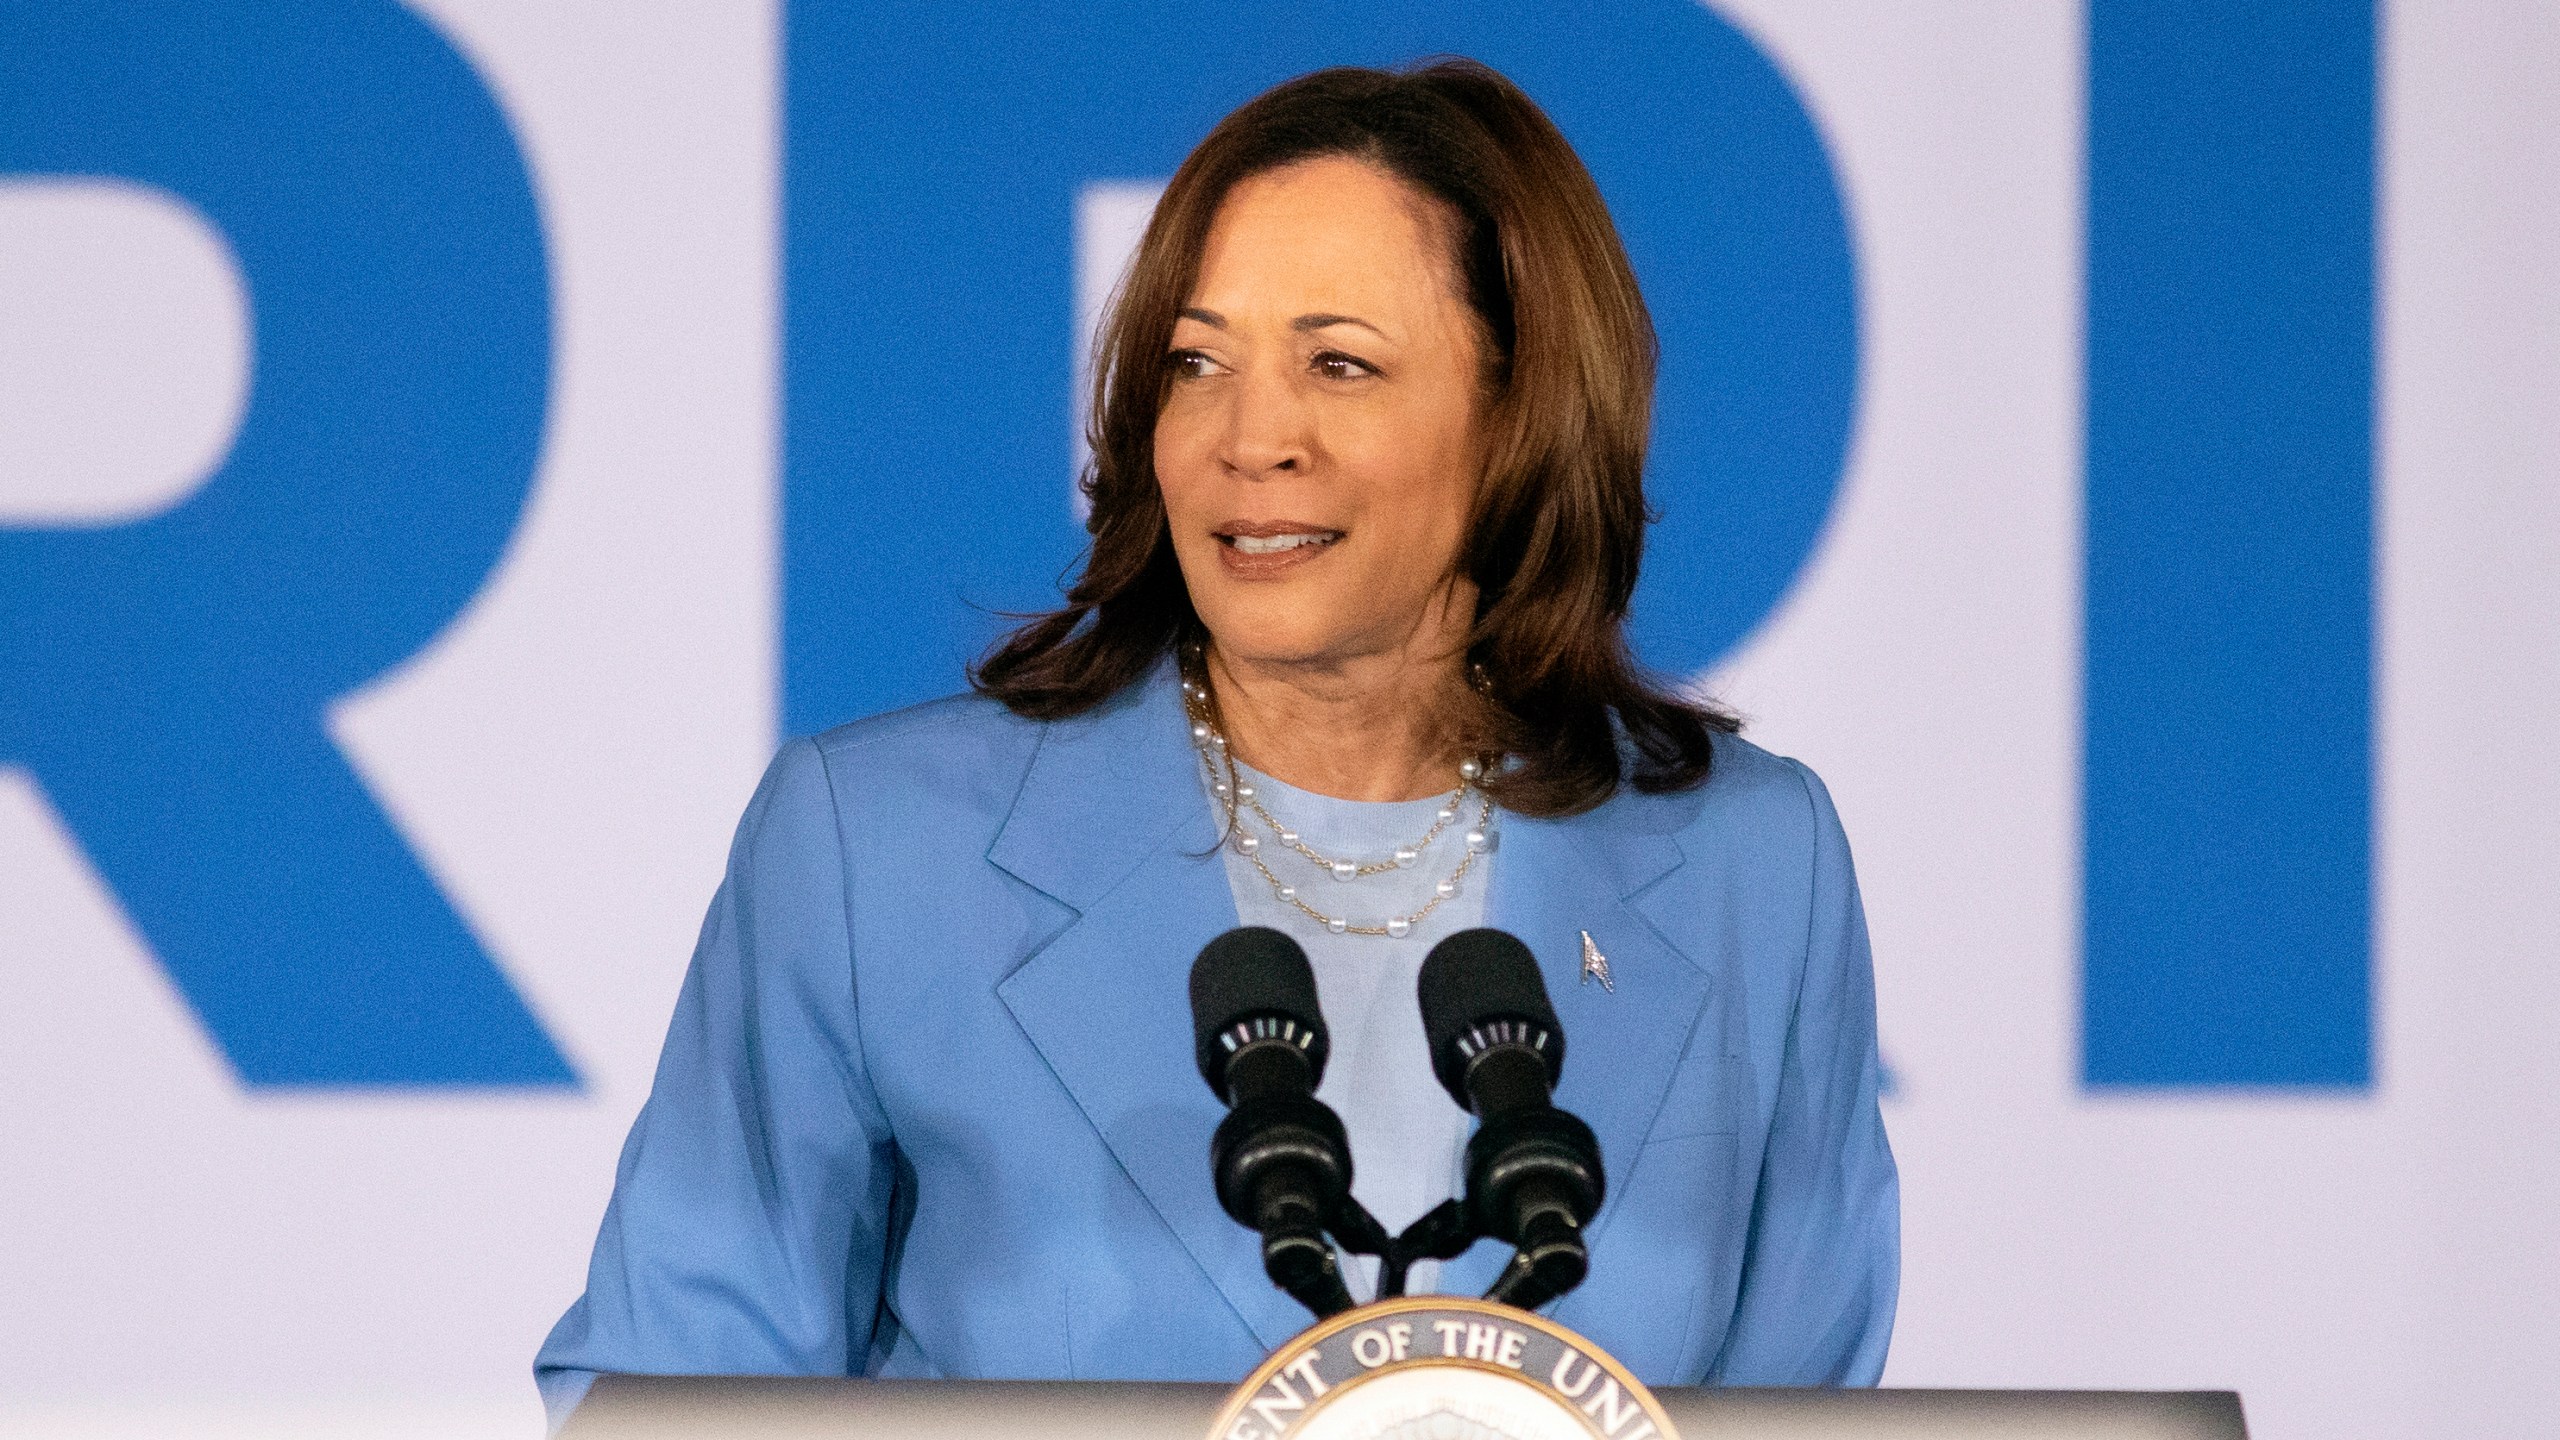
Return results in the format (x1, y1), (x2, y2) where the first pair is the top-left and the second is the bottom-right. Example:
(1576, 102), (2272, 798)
(1226, 531), (1337, 555)
(1213, 523), (1344, 576)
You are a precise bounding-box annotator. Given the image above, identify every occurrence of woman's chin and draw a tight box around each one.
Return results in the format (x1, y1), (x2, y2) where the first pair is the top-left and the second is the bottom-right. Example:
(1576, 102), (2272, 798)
(1200, 615), (1452, 675)
(1199, 619), (1364, 670)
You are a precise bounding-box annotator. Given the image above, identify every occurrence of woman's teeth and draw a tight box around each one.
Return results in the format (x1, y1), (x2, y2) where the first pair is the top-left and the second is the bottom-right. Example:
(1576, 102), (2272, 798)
(1228, 532), (1337, 556)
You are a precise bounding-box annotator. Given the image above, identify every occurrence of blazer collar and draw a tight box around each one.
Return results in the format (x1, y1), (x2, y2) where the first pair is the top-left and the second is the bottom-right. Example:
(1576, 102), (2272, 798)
(985, 655), (1208, 910)
(985, 658), (1693, 909)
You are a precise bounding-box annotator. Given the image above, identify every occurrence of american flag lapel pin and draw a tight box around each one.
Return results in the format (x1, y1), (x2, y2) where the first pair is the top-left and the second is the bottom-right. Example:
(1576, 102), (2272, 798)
(1579, 930), (1613, 991)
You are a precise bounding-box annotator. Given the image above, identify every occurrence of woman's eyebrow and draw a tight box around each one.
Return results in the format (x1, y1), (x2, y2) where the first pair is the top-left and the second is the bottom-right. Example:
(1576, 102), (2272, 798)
(1293, 313), (1393, 342)
(1176, 308), (1396, 344)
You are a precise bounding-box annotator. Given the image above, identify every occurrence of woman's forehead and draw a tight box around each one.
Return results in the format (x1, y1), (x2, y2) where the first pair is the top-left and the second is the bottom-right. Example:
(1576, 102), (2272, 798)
(1185, 157), (1468, 329)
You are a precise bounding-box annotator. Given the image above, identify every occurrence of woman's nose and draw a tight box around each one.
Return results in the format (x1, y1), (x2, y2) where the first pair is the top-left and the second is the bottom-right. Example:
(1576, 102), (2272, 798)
(1219, 365), (1312, 478)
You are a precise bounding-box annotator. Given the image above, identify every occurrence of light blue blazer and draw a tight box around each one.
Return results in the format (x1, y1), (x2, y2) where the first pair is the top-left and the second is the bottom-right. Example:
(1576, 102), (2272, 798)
(537, 661), (1897, 1423)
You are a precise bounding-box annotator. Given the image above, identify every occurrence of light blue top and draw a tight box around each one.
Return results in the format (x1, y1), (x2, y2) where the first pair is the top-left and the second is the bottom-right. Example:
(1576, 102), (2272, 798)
(536, 659), (1898, 1427)
(1210, 758), (1491, 1300)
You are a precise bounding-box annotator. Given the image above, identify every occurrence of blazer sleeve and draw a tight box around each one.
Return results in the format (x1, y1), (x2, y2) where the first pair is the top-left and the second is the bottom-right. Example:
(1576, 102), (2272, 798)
(1706, 758), (1900, 1386)
(534, 737), (899, 1428)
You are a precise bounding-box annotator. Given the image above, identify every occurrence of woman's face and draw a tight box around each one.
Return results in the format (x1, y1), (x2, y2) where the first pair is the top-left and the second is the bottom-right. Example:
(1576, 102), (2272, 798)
(1155, 156), (1489, 673)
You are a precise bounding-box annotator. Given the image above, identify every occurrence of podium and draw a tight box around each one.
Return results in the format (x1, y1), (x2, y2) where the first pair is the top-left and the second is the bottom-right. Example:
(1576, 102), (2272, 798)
(563, 1376), (2249, 1439)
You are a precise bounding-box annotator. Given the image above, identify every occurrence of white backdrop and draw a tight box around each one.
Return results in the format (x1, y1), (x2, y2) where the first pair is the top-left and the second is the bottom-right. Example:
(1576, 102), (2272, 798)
(2, 3), (2555, 1437)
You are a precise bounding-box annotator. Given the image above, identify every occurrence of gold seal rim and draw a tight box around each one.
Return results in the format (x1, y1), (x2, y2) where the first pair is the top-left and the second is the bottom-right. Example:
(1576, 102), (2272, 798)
(1205, 1295), (1679, 1440)
(1276, 1355), (1608, 1438)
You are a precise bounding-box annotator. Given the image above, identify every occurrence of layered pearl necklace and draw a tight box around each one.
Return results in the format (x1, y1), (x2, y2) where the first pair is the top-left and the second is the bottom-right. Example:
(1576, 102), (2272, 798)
(1181, 667), (1495, 939)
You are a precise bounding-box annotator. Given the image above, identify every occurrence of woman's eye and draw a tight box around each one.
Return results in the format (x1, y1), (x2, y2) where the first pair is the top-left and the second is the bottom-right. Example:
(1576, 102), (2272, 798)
(1168, 349), (1226, 379)
(1312, 351), (1377, 381)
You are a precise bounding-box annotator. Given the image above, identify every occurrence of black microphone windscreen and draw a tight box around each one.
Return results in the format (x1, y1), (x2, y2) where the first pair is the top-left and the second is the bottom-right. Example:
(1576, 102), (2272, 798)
(1190, 926), (1327, 1097)
(1417, 928), (1564, 1106)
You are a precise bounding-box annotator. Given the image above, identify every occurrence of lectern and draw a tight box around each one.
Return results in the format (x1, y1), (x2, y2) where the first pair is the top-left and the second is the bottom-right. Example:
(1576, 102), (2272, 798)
(563, 1375), (2249, 1439)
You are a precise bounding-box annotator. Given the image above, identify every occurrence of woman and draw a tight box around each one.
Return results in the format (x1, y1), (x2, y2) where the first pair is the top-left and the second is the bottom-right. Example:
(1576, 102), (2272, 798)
(538, 58), (1895, 1424)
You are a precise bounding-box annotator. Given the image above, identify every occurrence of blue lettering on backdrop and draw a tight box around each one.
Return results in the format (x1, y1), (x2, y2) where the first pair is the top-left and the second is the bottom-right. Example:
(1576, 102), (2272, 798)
(0, 4), (572, 1086)
(782, 0), (1858, 731)
(0, 1), (2376, 1093)
(2083, 1), (2374, 1086)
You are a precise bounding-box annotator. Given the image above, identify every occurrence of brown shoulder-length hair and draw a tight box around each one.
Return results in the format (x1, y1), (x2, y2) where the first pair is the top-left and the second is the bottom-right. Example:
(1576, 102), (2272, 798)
(972, 57), (1736, 817)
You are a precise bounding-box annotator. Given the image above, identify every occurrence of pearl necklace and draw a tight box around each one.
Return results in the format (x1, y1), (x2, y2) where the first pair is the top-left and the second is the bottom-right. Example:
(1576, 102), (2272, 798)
(1180, 671), (1495, 939)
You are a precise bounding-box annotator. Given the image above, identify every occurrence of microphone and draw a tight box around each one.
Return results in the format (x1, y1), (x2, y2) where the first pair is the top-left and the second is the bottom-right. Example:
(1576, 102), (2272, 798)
(1189, 926), (1357, 1319)
(1417, 928), (1606, 1311)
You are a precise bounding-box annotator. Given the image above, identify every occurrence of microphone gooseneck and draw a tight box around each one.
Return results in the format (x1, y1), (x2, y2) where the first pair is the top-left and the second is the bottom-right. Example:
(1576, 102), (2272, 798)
(1189, 926), (1357, 1319)
(1418, 928), (1606, 1312)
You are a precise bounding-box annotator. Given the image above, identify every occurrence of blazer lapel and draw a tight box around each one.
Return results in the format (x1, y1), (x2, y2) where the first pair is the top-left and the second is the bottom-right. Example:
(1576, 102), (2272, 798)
(988, 664), (1310, 1351)
(989, 669), (1710, 1335)
(1438, 797), (1708, 1302)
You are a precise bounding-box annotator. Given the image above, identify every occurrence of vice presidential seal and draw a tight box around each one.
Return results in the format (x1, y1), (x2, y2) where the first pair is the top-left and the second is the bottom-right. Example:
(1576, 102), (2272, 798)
(1207, 1296), (1680, 1440)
